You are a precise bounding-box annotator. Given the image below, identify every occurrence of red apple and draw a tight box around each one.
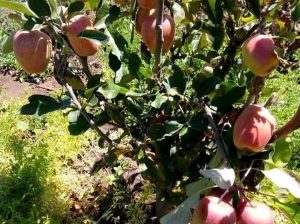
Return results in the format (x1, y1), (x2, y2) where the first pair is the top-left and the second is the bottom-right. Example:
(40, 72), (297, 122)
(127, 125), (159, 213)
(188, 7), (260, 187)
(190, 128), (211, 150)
(192, 196), (237, 224)
(135, 8), (153, 35)
(13, 30), (52, 73)
(137, 0), (156, 9)
(237, 201), (273, 224)
(141, 14), (175, 54)
(66, 15), (98, 57)
(233, 104), (276, 153)
(209, 187), (233, 204)
(242, 34), (279, 77)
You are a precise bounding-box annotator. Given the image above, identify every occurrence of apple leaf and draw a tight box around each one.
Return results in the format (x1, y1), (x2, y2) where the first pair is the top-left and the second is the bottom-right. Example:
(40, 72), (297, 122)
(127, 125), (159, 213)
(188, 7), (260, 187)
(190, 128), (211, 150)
(245, 0), (261, 18)
(262, 169), (300, 199)
(272, 138), (292, 167)
(0, 0), (36, 17)
(67, 1), (85, 14)
(292, 2), (300, 21)
(268, 199), (300, 224)
(200, 165), (235, 189)
(160, 192), (200, 224)
(185, 177), (214, 196)
(1, 33), (14, 54)
(78, 30), (108, 44)
(28, 0), (51, 17)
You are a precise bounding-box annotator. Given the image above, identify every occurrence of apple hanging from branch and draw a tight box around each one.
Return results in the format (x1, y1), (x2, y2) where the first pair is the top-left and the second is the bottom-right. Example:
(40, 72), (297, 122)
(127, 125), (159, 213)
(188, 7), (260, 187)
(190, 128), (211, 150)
(66, 15), (98, 57)
(141, 14), (175, 54)
(233, 104), (276, 153)
(242, 34), (279, 77)
(192, 196), (237, 224)
(13, 30), (52, 74)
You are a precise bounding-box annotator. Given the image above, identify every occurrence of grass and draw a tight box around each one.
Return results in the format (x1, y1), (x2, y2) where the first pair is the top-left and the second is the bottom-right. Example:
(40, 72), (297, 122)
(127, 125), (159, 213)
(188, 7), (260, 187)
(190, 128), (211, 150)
(262, 69), (300, 169)
(0, 100), (92, 223)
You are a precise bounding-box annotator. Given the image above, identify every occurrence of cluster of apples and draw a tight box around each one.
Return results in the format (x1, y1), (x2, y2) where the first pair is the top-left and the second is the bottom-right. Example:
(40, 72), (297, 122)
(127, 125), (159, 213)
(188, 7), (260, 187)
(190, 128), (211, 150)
(13, 14), (97, 74)
(233, 34), (279, 153)
(192, 188), (274, 224)
(135, 0), (175, 54)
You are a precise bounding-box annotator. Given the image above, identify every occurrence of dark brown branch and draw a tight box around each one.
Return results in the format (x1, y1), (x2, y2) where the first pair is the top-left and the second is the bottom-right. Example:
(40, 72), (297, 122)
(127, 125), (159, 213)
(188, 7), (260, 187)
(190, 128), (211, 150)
(272, 106), (300, 141)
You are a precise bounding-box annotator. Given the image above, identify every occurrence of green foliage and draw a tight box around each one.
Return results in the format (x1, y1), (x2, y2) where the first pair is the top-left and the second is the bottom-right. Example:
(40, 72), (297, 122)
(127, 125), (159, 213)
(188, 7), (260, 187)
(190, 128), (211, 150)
(0, 100), (90, 223)
(0, 0), (300, 223)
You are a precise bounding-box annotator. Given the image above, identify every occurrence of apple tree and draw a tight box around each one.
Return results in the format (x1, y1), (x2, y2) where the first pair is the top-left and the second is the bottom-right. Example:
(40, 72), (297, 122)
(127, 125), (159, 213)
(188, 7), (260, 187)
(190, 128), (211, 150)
(1, 0), (300, 223)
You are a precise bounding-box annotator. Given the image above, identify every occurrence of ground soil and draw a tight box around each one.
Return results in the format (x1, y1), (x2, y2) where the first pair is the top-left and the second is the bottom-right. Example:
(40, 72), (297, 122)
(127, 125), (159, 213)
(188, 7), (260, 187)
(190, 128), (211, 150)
(0, 66), (60, 101)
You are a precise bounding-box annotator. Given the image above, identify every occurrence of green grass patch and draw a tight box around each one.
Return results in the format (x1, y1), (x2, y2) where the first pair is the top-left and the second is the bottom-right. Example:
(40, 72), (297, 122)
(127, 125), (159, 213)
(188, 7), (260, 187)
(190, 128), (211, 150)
(0, 100), (92, 223)
(264, 69), (300, 169)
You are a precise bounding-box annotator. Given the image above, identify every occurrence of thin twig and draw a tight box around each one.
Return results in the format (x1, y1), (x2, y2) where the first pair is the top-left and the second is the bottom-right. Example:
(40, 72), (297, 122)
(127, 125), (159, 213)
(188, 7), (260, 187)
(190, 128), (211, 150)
(65, 83), (114, 145)
(53, 52), (113, 146)
(204, 105), (230, 166)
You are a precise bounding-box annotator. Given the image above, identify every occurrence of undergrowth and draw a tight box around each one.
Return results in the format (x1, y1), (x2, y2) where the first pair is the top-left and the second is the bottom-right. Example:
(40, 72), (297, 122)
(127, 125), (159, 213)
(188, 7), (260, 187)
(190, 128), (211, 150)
(0, 100), (91, 223)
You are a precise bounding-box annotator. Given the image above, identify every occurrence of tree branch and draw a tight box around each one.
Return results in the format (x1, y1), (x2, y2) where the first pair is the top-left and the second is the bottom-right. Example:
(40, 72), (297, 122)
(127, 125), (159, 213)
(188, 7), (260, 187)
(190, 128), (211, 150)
(65, 83), (114, 145)
(272, 106), (300, 141)
(53, 52), (113, 146)
(153, 0), (164, 81)
(204, 105), (230, 166)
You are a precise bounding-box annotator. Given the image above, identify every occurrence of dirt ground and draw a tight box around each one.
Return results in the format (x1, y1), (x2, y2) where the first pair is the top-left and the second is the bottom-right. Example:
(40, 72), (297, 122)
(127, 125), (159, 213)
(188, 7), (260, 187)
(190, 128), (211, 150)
(0, 67), (60, 101)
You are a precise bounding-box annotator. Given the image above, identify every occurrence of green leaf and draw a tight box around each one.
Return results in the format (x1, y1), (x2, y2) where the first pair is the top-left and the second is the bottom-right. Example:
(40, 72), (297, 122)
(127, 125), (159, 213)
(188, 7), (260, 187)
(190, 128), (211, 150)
(20, 95), (62, 117)
(0, 1), (36, 17)
(1, 33), (14, 54)
(97, 81), (128, 99)
(48, 0), (58, 18)
(272, 138), (292, 167)
(194, 76), (222, 97)
(85, 0), (99, 10)
(245, 0), (261, 18)
(169, 65), (186, 94)
(212, 85), (246, 113)
(128, 52), (142, 77)
(268, 199), (300, 224)
(262, 169), (300, 199)
(68, 111), (90, 136)
(28, 0), (51, 17)
(68, 1), (84, 14)
(292, 2), (300, 21)
(186, 178), (214, 196)
(78, 30), (108, 43)
(139, 67), (152, 79)
(200, 165), (235, 189)
(124, 98), (143, 118)
(188, 113), (209, 131)
(109, 52), (121, 73)
(151, 94), (168, 109)
(160, 193), (200, 224)
(164, 121), (184, 137)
